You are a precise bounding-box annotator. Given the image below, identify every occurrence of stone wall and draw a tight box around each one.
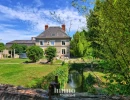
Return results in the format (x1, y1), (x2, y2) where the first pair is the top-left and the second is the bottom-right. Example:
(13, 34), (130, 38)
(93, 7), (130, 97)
(0, 84), (48, 100)
(0, 84), (129, 100)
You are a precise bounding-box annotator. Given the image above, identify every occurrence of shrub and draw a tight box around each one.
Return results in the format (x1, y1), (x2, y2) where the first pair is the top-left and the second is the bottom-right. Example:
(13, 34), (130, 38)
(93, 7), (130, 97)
(41, 65), (68, 89)
(62, 61), (65, 66)
(45, 46), (56, 63)
(28, 65), (68, 89)
(86, 73), (96, 85)
(26, 46), (43, 62)
(0, 43), (5, 52)
(83, 74), (97, 93)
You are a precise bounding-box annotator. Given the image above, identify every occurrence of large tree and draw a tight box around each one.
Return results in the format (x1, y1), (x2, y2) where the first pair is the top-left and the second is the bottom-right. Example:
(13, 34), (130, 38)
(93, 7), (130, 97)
(11, 43), (27, 54)
(86, 0), (102, 58)
(70, 31), (92, 57)
(87, 0), (130, 94)
(72, 0), (130, 95)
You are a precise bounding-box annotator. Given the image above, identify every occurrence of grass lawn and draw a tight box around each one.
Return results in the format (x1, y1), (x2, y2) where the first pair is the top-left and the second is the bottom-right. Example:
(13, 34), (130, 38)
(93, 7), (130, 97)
(84, 71), (107, 83)
(0, 58), (59, 87)
(0, 58), (29, 63)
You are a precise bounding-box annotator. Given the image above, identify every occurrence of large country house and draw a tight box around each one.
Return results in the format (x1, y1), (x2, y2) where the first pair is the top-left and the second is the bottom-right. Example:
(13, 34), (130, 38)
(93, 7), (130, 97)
(6, 25), (71, 58)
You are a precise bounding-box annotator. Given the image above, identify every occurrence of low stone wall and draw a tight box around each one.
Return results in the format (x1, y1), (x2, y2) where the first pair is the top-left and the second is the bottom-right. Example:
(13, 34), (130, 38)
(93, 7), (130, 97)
(0, 84), (129, 100)
(0, 84), (48, 100)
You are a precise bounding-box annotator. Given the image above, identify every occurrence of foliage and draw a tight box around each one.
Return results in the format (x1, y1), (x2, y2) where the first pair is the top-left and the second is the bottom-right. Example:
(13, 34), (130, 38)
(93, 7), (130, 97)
(83, 75), (97, 93)
(86, 73), (96, 85)
(26, 45), (43, 62)
(10, 43), (27, 54)
(62, 61), (65, 66)
(72, 0), (130, 95)
(86, 0), (130, 95)
(29, 65), (68, 89)
(45, 46), (56, 62)
(0, 43), (5, 52)
(70, 31), (92, 57)
(86, 0), (102, 58)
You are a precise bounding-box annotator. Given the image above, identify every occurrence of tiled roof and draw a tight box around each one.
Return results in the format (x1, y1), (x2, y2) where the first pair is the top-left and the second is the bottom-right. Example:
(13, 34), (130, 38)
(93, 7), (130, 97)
(6, 40), (35, 48)
(36, 27), (71, 39)
(6, 40), (35, 44)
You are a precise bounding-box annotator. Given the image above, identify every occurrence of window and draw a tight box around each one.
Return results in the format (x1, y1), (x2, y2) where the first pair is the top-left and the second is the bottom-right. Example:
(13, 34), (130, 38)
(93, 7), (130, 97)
(50, 40), (55, 46)
(39, 40), (44, 46)
(62, 49), (65, 54)
(47, 41), (49, 45)
(61, 40), (66, 45)
(52, 34), (55, 36)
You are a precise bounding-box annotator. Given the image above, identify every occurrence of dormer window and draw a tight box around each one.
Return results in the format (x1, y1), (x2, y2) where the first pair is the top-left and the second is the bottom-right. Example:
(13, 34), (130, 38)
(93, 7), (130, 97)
(52, 34), (55, 36)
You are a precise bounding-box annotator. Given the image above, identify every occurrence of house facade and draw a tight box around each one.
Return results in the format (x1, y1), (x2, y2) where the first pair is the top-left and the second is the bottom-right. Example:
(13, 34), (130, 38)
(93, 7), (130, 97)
(6, 25), (71, 58)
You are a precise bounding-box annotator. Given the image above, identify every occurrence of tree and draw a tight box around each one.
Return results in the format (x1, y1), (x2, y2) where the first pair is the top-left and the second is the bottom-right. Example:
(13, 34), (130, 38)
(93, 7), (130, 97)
(70, 31), (92, 57)
(26, 46), (43, 62)
(11, 43), (27, 54)
(86, 0), (130, 94)
(0, 43), (5, 52)
(86, 0), (102, 58)
(72, 0), (130, 95)
(45, 46), (56, 63)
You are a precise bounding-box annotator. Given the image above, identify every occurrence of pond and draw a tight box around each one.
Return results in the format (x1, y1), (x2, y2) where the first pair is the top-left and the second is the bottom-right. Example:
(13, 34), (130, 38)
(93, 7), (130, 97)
(65, 70), (82, 92)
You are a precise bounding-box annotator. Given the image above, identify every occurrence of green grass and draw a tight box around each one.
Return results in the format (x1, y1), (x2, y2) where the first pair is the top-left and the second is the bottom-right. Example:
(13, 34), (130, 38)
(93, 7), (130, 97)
(0, 58), (59, 87)
(84, 71), (106, 83)
(53, 59), (62, 63)
(0, 58), (29, 63)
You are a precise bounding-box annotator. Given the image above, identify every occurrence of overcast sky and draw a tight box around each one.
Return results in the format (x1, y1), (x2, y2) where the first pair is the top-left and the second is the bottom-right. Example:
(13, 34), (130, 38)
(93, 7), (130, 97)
(0, 0), (94, 44)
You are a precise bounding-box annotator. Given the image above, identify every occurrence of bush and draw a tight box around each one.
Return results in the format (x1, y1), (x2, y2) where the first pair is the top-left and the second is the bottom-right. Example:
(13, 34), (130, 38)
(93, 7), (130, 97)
(83, 74), (97, 93)
(26, 46), (43, 62)
(28, 65), (68, 89)
(62, 61), (65, 66)
(86, 73), (96, 85)
(0, 43), (5, 52)
(45, 46), (56, 63)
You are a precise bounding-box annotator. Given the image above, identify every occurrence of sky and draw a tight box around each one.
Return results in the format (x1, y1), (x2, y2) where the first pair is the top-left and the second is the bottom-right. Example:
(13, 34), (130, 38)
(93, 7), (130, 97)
(0, 0), (94, 44)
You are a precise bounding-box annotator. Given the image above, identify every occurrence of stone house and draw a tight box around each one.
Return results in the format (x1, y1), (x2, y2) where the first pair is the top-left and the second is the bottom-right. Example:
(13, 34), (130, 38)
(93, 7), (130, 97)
(6, 25), (71, 58)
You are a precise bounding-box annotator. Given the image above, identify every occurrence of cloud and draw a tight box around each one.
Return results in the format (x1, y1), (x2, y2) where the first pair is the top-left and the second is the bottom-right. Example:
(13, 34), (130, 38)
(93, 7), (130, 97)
(34, 0), (44, 7)
(0, 26), (37, 44)
(0, 4), (87, 43)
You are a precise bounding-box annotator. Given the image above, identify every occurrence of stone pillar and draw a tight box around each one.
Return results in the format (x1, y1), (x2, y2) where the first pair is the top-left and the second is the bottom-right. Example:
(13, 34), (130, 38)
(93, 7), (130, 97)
(11, 50), (12, 58)
(14, 49), (15, 58)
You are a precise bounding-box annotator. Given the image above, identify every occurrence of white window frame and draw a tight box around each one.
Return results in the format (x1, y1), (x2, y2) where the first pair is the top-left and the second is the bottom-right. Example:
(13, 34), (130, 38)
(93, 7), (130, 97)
(61, 48), (66, 55)
(39, 40), (44, 46)
(61, 40), (66, 46)
(50, 40), (55, 46)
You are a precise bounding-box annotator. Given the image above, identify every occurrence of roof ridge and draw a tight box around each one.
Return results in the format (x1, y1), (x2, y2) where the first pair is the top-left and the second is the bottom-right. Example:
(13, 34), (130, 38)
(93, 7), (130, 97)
(49, 26), (60, 27)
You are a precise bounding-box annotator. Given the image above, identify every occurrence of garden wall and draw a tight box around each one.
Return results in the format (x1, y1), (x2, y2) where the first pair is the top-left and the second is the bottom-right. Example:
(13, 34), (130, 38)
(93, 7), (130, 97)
(0, 84), (130, 100)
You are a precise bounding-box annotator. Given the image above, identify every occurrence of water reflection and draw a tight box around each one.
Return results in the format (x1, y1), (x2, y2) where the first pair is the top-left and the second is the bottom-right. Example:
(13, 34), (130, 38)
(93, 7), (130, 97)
(68, 70), (82, 89)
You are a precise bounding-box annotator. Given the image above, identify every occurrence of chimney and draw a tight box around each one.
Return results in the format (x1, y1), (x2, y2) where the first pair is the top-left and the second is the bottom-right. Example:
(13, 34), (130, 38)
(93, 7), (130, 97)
(62, 24), (65, 32)
(45, 25), (48, 30)
(31, 37), (35, 40)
